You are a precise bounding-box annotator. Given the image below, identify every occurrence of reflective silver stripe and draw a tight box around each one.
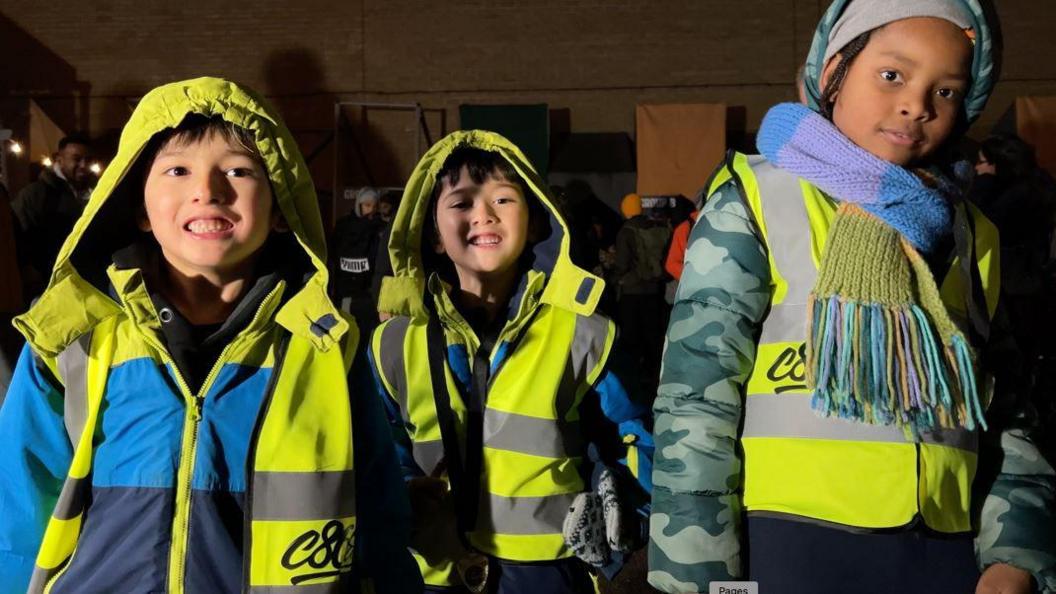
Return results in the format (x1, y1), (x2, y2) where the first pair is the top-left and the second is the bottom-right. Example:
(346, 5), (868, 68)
(484, 409), (582, 459)
(412, 439), (445, 476)
(27, 564), (61, 594)
(478, 492), (577, 535)
(758, 304), (810, 347)
(555, 355), (579, 423)
(378, 316), (411, 415)
(57, 333), (92, 449)
(52, 476), (88, 521)
(743, 393), (977, 451)
(556, 311), (612, 416)
(749, 159), (818, 344)
(248, 583), (343, 593)
(252, 470), (356, 521)
(571, 312), (610, 386)
(920, 427), (978, 452)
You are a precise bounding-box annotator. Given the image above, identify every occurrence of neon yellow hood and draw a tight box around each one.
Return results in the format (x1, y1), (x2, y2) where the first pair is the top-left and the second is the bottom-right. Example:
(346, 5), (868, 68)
(15, 77), (346, 356)
(378, 130), (605, 321)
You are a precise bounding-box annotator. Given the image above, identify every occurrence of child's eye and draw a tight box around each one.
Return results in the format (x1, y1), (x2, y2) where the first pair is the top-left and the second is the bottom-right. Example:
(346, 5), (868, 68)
(164, 166), (189, 176)
(495, 196), (518, 205)
(225, 167), (256, 178)
(936, 88), (960, 101)
(879, 70), (901, 83)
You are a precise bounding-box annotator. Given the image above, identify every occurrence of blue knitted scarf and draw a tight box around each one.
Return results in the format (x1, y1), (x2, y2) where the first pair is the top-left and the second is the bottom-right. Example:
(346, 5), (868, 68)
(757, 102), (953, 253)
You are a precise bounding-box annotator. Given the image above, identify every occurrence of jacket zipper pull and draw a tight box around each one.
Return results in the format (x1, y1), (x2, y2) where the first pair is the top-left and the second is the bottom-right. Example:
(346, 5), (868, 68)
(193, 395), (204, 420)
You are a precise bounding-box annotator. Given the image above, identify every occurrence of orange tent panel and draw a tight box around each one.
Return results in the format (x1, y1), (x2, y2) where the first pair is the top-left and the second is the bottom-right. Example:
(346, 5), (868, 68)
(636, 103), (726, 198)
(1016, 96), (1056, 176)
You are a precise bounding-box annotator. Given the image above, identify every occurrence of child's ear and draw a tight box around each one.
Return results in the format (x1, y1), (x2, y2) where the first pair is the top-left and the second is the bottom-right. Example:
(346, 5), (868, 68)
(136, 205), (151, 232)
(820, 56), (841, 100)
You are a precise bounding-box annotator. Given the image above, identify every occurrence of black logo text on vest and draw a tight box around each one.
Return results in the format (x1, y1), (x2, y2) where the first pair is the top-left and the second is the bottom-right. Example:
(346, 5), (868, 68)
(766, 343), (807, 393)
(282, 520), (355, 584)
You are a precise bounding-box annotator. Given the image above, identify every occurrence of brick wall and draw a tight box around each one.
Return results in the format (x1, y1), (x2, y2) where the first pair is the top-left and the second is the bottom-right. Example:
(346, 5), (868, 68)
(3, 0), (1056, 202)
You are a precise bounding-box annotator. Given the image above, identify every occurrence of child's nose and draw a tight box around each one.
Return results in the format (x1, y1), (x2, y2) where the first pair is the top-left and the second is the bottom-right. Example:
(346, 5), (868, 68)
(899, 90), (933, 121)
(192, 172), (232, 204)
(471, 201), (497, 225)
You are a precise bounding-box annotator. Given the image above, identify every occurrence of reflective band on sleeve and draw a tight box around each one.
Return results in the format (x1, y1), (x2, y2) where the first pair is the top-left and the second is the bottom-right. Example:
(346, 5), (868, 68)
(57, 333), (92, 449)
(27, 565), (61, 594)
(377, 316), (411, 413)
(51, 476), (88, 521)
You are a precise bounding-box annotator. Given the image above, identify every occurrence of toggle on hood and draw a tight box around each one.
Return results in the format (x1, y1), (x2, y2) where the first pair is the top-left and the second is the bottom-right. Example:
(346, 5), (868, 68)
(14, 77), (347, 356)
(378, 130), (606, 321)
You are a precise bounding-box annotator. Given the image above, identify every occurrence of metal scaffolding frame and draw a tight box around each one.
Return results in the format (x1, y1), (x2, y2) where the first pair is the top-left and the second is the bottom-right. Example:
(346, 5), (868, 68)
(331, 101), (434, 226)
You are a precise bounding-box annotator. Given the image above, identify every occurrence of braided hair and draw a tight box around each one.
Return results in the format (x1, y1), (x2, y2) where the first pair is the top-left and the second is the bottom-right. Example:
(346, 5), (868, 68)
(819, 31), (872, 120)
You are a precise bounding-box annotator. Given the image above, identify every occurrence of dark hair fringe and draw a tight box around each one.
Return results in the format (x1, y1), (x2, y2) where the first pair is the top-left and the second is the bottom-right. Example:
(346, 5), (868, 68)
(820, 31), (873, 120)
(152, 113), (259, 157)
(58, 133), (91, 151)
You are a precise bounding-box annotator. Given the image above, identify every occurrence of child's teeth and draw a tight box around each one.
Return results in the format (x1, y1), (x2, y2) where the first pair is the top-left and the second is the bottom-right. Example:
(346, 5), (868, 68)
(189, 219), (228, 233)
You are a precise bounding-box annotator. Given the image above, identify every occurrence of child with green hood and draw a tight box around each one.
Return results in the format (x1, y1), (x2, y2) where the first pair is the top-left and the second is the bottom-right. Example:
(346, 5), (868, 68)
(368, 131), (654, 593)
(649, 1), (1055, 593)
(0, 77), (420, 594)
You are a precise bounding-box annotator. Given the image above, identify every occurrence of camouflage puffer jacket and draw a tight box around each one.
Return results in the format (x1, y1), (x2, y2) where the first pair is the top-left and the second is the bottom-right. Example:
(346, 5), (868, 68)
(646, 181), (1056, 593)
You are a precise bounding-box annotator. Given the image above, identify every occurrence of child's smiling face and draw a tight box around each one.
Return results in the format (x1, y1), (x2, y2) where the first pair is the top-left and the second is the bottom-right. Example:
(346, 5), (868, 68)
(433, 166), (530, 290)
(826, 17), (973, 166)
(141, 131), (277, 281)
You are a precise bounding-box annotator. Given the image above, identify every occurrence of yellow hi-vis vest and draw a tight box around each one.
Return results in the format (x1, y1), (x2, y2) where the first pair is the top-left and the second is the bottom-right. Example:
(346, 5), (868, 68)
(717, 152), (1000, 533)
(27, 314), (360, 594)
(371, 303), (615, 587)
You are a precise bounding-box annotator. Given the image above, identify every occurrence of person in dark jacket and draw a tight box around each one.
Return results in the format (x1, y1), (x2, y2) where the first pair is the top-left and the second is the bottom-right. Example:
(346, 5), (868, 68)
(613, 193), (671, 391)
(331, 187), (385, 338)
(11, 134), (92, 298)
(970, 133), (1056, 461)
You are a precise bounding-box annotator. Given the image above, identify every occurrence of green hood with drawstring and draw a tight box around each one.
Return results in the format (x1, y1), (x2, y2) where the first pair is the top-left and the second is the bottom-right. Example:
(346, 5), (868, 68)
(378, 129), (605, 321)
(14, 76), (347, 356)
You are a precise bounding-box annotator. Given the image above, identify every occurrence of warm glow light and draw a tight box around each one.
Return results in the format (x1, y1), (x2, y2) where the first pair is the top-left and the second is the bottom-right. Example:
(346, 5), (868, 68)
(42, 156), (53, 167)
(9, 141), (22, 155)
(89, 162), (102, 175)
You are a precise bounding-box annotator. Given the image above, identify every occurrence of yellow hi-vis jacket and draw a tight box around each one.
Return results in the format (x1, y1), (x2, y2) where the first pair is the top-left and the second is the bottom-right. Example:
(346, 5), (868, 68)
(370, 130), (653, 587)
(1, 78), (419, 594)
(718, 152), (1000, 533)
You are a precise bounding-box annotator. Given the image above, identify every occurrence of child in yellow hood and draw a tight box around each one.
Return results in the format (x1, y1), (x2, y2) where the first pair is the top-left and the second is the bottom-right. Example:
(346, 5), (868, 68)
(0, 77), (420, 594)
(368, 131), (655, 593)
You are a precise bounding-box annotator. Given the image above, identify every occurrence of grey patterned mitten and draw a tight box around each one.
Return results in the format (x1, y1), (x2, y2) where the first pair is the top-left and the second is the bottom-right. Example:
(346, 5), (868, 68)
(598, 468), (634, 553)
(562, 491), (610, 567)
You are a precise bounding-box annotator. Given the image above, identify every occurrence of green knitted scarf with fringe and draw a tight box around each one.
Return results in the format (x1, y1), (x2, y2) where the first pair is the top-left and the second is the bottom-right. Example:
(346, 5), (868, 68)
(805, 203), (987, 434)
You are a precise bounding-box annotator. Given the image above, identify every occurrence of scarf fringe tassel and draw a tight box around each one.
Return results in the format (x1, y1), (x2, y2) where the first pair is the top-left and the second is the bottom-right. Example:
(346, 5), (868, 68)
(805, 294), (987, 434)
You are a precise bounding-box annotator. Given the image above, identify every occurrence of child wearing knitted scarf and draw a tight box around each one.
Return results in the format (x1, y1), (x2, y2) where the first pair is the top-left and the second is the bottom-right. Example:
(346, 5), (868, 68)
(648, 1), (1056, 593)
